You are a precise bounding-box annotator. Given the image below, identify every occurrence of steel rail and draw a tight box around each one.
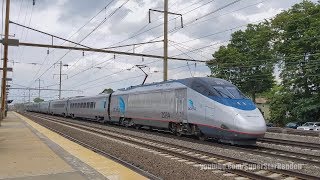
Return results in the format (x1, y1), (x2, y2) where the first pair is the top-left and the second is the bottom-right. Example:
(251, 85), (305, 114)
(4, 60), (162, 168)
(25, 112), (320, 180)
(259, 138), (320, 150)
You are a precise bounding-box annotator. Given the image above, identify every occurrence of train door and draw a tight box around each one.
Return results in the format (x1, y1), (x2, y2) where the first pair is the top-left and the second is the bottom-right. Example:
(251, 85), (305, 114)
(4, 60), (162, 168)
(175, 88), (187, 123)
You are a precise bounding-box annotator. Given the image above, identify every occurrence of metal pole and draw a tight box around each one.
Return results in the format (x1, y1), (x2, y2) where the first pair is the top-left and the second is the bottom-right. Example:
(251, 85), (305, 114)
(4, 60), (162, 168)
(35, 79), (41, 98)
(1, 0), (10, 120)
(38, 79), (40, 98)
(28, 88), (30, 103)
(163, 0), (168, 81)
(59, 61), (62, 99)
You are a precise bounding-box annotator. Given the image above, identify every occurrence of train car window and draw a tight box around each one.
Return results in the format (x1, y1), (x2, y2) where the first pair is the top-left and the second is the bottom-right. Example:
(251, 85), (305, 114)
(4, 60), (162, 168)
(192, 82), (211, 96)
(225, 86), (246, 99)
(90, 102), (93, 108)
(212, 86), (234, 98)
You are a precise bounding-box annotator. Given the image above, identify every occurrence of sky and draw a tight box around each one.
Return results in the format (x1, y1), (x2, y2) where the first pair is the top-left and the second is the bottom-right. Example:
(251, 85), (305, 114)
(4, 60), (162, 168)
(0, 0), (315, 103)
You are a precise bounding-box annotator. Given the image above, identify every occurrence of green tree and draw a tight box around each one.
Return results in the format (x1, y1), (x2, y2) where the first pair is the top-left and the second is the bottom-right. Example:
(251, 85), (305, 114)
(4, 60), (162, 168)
(268, 86), (295, 126)
(269, 1), (320, 123)
(208, 22), (275, 102)
(269, 87), (320, 125)
(101, 88), (114, 94)
(33, 97), (44, 103)
(272, 0), (320, 96)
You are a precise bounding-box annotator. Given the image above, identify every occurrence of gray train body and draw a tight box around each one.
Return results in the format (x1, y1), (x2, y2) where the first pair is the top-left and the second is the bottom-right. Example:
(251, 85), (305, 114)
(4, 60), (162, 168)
(24, 77), (266, 145)
(67, 95), (109, 120)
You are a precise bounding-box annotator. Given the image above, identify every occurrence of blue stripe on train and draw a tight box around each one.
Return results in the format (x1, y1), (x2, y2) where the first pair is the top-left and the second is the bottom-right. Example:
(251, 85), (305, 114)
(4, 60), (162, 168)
(209, 96), (256, 111)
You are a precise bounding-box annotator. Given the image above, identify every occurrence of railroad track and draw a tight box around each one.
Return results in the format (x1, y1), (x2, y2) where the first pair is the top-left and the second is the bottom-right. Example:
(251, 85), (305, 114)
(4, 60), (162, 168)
(259, 138), (320, 151)
(24, 112), (320, 180)
(25, 112), (320, 167)
(18, 113), (160, 180)
(267, 127), (320, 137)
(25, 112), (320, 166)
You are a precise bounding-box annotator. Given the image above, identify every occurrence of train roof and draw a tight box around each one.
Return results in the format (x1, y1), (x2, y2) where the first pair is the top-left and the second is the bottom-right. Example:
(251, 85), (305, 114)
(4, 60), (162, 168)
(176, 77), (234, 87)
(118, 77), (234, 91)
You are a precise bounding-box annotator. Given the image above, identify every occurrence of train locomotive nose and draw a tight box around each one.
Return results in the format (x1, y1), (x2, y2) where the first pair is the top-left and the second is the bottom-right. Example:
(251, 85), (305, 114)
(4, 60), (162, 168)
(233, 110), (266, 138)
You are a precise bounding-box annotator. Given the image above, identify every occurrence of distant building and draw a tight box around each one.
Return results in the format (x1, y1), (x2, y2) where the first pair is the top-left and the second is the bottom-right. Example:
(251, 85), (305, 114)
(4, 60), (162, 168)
(255, 97), (270, 120)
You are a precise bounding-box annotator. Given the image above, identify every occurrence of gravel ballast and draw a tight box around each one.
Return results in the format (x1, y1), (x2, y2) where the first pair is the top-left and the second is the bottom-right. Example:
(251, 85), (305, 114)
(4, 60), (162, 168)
(24, 113), (320, 178)
(25, 114), (237, 180)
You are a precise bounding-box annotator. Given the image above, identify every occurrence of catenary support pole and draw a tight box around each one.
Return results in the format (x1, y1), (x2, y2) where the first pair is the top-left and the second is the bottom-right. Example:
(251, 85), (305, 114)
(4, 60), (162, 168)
(163, 0), (168, 81)
(1, 0), (11, 122)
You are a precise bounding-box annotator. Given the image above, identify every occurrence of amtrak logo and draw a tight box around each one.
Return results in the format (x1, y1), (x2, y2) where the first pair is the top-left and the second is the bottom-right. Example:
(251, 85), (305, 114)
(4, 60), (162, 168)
(188, 99), (196, 110)
(118, 97), (126, 114)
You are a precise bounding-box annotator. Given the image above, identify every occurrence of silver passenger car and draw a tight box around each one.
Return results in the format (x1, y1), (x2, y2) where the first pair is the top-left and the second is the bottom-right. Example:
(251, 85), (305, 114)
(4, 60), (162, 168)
(67, 94), (109, 121)
(49, 99), (68, 116)
(39, 101), (50, 114)
(109, 82), (186, 129)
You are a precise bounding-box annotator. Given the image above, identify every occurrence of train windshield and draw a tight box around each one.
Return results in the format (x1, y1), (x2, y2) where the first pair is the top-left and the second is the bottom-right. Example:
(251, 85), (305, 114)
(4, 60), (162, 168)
(212, 86), (246, 99)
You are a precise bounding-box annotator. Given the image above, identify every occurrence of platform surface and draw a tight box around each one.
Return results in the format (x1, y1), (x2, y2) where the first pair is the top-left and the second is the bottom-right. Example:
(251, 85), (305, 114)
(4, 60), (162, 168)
(0, 112), (147, 180)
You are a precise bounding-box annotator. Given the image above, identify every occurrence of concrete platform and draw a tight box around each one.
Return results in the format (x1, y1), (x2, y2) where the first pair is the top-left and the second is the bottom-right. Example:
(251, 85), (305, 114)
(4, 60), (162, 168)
(0, 112), (148, 180)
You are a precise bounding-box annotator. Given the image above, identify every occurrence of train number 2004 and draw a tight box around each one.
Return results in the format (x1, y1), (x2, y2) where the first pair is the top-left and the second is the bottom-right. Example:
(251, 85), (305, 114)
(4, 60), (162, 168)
(161, 112), (171, 119)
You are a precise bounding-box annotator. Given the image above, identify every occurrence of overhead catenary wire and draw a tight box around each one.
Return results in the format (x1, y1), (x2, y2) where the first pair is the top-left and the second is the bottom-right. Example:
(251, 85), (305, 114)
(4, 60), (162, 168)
(16, 0), (270, 93)
(15, 0), (316, 100)
(48, 0), (247, 89)
(71, 59), (161, 89)
(51, 0), (131, 72)
(112, 0), (254, 60)
(80, 61), (206, 91)
(122, 0), (268, 59)
(108, 0), (214, 47)
(27, 0), (116, 86)
(24, 0), (123, 87)
(35, 0), (290, 87)
(108, 0), (220, 48)
(66, 1), (320, 91)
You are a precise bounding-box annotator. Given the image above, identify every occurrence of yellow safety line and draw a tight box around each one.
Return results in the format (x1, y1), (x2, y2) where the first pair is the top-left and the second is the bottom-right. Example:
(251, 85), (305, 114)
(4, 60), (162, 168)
(14, 112), (148, 180)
